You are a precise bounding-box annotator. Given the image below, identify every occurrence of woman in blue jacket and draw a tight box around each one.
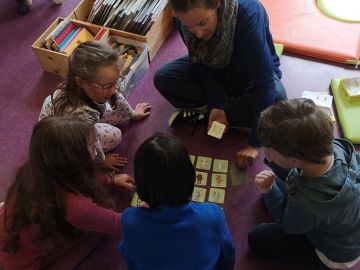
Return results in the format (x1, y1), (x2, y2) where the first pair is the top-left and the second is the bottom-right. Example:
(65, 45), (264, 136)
(154, 0), (287, 169)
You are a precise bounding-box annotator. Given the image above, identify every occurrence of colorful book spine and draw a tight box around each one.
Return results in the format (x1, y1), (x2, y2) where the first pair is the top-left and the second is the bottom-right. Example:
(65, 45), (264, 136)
(44, 17), (71, 49)
(62, 27), (94, 55)
(54, 22), (75, 45)
(58, 27), (80, 52)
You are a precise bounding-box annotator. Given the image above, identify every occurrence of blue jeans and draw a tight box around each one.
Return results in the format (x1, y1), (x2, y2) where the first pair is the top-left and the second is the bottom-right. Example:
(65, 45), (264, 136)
(154, 55), (287, 128)
(248, 223), (327, 268)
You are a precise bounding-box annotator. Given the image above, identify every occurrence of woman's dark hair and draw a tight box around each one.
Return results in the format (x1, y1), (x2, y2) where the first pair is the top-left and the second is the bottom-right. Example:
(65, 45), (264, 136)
(258, 98), (334, 164)
(170, 0), (217, 12)
(134, 132), (195, 207)
(2, 117), (112, 254)
(53, 40), (120, 116)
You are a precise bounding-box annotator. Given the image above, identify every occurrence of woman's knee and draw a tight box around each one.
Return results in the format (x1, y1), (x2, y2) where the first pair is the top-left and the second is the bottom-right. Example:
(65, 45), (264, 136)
(274, 77), (288, 102)
(154, 66), (170, 94)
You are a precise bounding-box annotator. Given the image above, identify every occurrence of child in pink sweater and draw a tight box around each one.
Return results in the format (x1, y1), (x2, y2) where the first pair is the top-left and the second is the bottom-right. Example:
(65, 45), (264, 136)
(0, 116), (134, 269)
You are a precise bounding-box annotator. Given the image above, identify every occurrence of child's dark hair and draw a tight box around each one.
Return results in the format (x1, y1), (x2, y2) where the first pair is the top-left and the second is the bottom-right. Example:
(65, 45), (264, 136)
(53, 40), (120, 116)
(170, 0), (217, 12)
(258, 99), (334, 164)
(2, 117), (112, 254)
(134, 132), (195, 207)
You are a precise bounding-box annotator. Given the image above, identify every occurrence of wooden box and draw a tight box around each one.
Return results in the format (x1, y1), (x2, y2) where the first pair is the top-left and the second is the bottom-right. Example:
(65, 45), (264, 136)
(69, 0), (173, 60)
(32, 18), (149, 97)
(32, 18), (102, 77)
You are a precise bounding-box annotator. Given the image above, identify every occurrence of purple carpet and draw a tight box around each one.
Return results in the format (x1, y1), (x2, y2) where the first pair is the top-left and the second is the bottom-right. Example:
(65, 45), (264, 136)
(0, 0), (359, 269)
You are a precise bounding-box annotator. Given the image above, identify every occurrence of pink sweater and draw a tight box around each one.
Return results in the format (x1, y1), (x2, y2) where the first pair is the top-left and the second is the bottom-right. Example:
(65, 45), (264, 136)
(0, 191), (121, 269)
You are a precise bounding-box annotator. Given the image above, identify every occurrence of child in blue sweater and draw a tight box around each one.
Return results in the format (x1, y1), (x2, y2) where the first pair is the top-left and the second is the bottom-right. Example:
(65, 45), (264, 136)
(119, 132), (235, 270)
(248, 99), (360, 268)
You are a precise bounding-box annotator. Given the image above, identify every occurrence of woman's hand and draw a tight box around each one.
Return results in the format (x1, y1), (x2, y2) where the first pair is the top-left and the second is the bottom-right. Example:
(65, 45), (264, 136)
(100, 153), (127, 170)
(253, 170), (275, 194)
(235, 145), (260, 169)
(132, 102), (151, 120)
(113, 174), (136, 191)
(208, 108), (229, 130)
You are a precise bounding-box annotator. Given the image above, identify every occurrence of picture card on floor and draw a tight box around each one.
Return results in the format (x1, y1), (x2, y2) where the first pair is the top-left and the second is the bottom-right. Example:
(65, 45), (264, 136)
(213, 159), (229, 173)
(208, 188), (225, 204)
(196, 156), (212, 170)
(230, 167), (248, 186)
(192, 187), (207, 202)
(189, 155), (195, 165)
(131, 192), (143, 207)
(211, 173), (227, 188)
(195, 171), (208, 186)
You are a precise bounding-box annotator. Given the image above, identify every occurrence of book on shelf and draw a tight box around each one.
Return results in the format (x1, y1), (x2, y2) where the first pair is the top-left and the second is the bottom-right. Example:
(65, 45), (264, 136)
(301, 91), (336, 122)
(61, 27), (95, 55)
(340, 77), (360, 101)
(44, 17), (71, 49)
(87, 0), (168, 35)
(51, 22), (76, 51)
(58, 27), (81, 52)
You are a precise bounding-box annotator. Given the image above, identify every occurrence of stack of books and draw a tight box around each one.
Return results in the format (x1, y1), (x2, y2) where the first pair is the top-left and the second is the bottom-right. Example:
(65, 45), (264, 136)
(340, 77), (360, 101)
(88, 0), (168, 35)
(44, 18), (94, 55)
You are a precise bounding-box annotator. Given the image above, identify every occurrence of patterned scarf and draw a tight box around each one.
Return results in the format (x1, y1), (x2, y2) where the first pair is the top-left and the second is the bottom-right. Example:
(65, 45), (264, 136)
(182, 0), (238, 68)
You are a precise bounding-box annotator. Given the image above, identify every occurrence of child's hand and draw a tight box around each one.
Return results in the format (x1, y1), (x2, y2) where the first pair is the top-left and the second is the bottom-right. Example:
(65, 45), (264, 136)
(114, 174), (136, 191)
(254, 170), (275, 194)
(132, 102), (151, 120)
(100, 153), (127, 170)
(235, 145), (260, 169)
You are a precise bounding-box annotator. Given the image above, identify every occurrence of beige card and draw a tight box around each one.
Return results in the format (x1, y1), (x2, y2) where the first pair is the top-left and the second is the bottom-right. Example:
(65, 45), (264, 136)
(192, 187), (207, 202)
(189, 155), (195, 165)
(208, 188), (225, 204)
(212, 159), (229, 173)
(207, 121), (226, 139)
(195, 171), (208, 186)
(131, 192), (143, 207)
(196, 156), (212, 170)
(211, 173), (227, 188)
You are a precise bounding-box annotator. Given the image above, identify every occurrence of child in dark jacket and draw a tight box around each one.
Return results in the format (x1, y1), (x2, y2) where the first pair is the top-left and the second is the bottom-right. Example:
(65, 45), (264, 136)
(119, 132), (235, 270)
(248, 98), (360, 269)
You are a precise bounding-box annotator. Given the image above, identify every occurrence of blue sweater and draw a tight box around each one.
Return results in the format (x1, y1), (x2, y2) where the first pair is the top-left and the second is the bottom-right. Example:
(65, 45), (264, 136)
(264, 139), (360, 262)
(179, 0), (281, 146)
(119, 202), (235, 270)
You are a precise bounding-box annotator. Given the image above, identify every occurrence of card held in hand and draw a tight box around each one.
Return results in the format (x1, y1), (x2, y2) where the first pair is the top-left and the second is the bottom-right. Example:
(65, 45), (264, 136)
(207, 121), (226, 139)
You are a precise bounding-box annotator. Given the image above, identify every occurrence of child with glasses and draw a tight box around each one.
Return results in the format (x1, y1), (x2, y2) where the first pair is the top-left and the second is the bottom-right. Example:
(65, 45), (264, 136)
(0, 117), (134, 269)
(39, 40), (151, 170)
(248, 99), (360, 268)
(119, 132), (235, 269)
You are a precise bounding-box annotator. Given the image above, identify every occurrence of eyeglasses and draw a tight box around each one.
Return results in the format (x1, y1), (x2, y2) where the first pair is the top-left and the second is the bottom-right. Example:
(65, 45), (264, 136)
(91, 74), (125, 90)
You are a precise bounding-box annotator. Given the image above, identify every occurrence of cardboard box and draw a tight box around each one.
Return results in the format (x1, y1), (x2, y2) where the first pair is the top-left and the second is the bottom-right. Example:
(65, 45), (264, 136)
(32, 18), (149, 97)
(69, 0), (173, 60)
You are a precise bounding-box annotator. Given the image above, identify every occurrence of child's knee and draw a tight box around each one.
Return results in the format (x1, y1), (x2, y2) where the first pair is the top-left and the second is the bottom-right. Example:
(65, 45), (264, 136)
(104, 128), (122, 151)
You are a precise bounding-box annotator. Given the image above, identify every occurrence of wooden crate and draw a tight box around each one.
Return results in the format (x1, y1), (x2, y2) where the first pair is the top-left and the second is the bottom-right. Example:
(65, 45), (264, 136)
(32, 18), (102, 77)
(32, 18), (148, 76)
(69, 0), (173, 60)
